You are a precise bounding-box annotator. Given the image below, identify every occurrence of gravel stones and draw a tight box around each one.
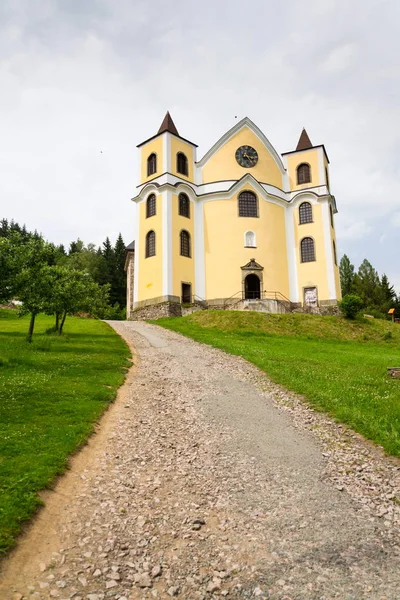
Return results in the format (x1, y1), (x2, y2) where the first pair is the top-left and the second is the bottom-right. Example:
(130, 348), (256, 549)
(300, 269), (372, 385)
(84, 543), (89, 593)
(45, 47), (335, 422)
(1, 320), (400, 599)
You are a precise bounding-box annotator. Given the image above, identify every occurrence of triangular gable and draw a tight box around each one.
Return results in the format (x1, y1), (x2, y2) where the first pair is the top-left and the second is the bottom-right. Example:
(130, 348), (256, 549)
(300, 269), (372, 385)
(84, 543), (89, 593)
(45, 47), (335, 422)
(197, 117), (286, 174)
(241, 258), (264, 271)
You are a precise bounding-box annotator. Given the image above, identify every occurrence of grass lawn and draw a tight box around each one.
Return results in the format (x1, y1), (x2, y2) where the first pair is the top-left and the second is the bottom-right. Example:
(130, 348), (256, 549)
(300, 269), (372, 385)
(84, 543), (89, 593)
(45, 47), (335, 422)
(0, 309), (130, 555)
(155, 311), (400, 457)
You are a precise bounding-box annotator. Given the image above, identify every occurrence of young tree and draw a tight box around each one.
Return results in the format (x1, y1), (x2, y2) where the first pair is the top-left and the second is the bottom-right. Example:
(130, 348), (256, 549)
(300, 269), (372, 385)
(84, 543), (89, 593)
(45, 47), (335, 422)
(17, 264), (55, 342)
(2, 234), (57, 341)
(42, 267), (111, 334)
(339, 254), (355, 297)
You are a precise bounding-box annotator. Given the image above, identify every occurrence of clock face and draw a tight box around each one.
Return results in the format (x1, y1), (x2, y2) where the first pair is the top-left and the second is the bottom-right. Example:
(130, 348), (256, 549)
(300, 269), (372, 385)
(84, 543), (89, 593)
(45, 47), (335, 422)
(235, 145), (258, 168)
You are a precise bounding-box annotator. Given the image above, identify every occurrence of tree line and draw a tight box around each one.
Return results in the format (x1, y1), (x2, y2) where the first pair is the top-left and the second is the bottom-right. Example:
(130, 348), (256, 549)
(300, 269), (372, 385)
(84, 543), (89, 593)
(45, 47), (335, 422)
(0, 219), (128, 341)
(339, 255), (400, 317)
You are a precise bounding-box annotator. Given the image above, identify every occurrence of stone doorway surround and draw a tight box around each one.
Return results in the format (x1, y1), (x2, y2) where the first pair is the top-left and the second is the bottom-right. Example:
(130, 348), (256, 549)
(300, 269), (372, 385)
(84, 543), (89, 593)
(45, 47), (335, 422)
(241, 258), (264, 299)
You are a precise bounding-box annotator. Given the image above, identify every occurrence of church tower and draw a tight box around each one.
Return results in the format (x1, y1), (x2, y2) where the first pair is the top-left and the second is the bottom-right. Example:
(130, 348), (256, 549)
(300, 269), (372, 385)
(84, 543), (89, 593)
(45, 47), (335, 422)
(282, 129), (339, 307)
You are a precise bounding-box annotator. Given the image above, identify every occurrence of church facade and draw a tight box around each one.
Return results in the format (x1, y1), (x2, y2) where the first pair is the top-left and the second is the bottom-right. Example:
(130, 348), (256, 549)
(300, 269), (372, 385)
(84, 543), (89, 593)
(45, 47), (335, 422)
(125, 113), (341, 318)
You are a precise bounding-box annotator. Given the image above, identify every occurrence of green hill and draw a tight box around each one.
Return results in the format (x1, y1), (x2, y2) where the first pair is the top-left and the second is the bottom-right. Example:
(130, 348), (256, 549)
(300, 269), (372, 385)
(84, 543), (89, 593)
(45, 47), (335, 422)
(156, 311), (400, 457)
(171, 309), (400, 343)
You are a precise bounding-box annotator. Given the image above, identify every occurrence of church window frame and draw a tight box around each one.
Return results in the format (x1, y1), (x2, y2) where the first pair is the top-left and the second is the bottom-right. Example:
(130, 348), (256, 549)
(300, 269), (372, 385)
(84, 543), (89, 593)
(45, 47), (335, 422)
(297, 163), (311, 185)
(146, 194), (156, 218)
(244, 230), (257, 248)
(145, 230), (156, 258)
(330, 204), (334, 228)
(179, 193), (190, 218)
(180, 230), (191, 258)
(299, 201), (313, 224)
(147, 153), (157, 177)
(300, 237), (316, 263)
(333, 240), (337, 265)
(177, 152), (189, 176)
(238, 191), (258, 218)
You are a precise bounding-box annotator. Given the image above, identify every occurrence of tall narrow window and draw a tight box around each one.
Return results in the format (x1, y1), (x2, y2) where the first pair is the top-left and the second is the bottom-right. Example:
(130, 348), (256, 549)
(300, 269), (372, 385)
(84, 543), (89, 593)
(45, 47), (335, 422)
(238, 191), (258, 217)
(146, 194), (156, 218)
(300, 237), (315, 262)
(244, 231), (256, 247)
(180, 230), (191, 257)
(145, 230), (156, 258)
(333, 240), (337, 265)
(297, 163), (311, 184)
(147, 153), (157, 176)
(177, 152), (188, 176)
(179, 193), (190, 218)
(325, 167), (330, 191)
(299, 202), (313, 224)
(330, 205), (334, 228)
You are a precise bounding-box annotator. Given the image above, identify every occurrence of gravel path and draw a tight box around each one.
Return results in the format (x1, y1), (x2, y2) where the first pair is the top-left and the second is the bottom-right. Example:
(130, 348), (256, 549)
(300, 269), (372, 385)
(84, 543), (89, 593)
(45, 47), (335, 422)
(1, 321), (400, 600)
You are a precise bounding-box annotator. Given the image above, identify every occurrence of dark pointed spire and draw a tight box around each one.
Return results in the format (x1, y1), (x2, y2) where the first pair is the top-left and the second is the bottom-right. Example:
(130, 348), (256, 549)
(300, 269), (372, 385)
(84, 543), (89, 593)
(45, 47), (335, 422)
(157, 111), (179, 136)
(296, 128), (313, 151)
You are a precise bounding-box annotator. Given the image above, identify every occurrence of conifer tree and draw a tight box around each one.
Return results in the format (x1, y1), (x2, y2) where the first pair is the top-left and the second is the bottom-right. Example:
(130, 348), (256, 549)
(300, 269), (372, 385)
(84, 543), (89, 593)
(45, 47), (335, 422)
(353, 259), (382, 309)
(113, 233), (126, 308)
(339, 254), (355, 296)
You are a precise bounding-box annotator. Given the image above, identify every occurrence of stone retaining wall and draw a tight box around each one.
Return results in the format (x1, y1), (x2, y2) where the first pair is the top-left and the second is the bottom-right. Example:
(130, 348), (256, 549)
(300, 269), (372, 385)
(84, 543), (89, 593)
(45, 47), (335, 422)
(129, 302), (182, 321)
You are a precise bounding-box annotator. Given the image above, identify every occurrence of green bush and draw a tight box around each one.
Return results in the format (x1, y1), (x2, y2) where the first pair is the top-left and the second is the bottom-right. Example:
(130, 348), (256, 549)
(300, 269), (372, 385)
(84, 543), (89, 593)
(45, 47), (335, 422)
(97, 302), (126, 320)
(339, 294), (363, 319)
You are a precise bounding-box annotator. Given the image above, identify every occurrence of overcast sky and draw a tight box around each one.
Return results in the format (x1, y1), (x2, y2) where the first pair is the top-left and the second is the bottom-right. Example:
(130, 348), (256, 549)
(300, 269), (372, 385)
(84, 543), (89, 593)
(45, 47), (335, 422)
(1, 0), (399, 290)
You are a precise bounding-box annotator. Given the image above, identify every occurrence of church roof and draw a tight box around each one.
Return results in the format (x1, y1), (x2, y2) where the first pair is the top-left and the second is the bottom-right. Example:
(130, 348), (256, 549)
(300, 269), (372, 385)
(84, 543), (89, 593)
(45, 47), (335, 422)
(137, 112), (198, 148)
(125, 240), (135, 252)
(157, 111), (179, 136)
(296, 128), (313, 151)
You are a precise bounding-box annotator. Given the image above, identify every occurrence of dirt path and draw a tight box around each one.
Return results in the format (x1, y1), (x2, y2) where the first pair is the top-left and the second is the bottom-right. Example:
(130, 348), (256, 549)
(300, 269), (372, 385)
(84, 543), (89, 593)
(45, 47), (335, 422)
(1, 321), (399, 599)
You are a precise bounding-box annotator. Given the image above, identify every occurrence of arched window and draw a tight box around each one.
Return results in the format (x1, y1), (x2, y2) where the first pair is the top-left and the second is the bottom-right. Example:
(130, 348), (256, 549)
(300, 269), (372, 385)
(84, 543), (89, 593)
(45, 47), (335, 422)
(146, 194), (156, 218)
(244, 230), (256, 247)
(300, 237), (315, 263)
(299, 202), (313, 224)
(177, 152), (188, 176)
(333, 240), (337, 265)
(179, 193), (190, 218)
(330, 205), (334, 228)
(147, 153), (157, 177)
(180, 230), (191, 257)
(238, 191), (258, 217)
(297, 163), (311, 185)
(145, 230), (156, 258)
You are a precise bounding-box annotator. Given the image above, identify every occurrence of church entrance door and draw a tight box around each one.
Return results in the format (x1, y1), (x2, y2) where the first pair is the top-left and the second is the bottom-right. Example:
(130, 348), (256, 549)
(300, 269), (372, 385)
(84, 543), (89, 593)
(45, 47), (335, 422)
(244, 274), (261, 299)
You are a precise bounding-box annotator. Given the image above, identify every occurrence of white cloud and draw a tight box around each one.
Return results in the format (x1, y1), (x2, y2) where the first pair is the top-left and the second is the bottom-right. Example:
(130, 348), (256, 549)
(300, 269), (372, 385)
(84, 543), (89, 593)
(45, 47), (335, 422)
(391, 213), (400, 227)
(320, 43), (357, 73)
(339, 221), (373, 240)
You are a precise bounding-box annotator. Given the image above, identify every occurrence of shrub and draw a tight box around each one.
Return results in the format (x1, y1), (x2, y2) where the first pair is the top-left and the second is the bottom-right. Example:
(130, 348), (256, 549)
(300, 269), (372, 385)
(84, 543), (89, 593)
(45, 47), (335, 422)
(339, 294), (363, 319)
(98, 302), (126, 321)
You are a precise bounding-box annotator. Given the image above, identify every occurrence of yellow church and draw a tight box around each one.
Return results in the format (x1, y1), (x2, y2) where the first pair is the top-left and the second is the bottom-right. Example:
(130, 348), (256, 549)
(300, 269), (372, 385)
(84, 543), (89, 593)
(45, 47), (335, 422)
(125, 113), (341, 319)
